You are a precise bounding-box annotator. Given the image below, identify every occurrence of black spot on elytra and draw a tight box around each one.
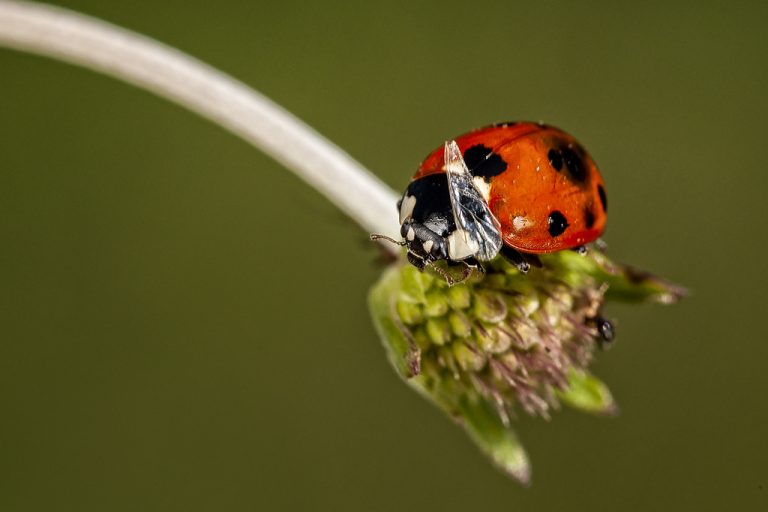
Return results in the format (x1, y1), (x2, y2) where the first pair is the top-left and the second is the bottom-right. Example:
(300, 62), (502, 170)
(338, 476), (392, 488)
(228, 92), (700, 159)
(561, 146), (586, 182)
(585, 207), (595, 229)
(463, 144), (508, 180)
(547, 149), (563, 171)
(597, 184), (607, 212)
(548, 210), (569, 237)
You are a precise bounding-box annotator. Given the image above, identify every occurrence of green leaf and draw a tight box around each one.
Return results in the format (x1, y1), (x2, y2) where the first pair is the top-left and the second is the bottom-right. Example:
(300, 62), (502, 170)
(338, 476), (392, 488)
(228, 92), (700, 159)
(558, 369), (617, 415)
(543, 250), (687, 305)
(458, 396), (531, 485)
(599, 267), (687, 304)
(587, 252), (687, 304)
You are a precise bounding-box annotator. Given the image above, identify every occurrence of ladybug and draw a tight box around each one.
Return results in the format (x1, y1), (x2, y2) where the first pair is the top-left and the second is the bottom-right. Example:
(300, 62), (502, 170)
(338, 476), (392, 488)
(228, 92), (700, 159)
(373, 122), (608, 283)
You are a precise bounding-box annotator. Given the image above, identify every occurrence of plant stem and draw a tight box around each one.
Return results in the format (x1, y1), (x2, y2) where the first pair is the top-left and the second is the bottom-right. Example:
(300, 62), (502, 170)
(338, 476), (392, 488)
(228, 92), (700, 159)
(0, 0), (401, 250)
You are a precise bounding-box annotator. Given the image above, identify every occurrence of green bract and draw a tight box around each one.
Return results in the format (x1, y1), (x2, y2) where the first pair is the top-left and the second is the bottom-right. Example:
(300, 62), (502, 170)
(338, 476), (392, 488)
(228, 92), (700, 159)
(369, 248), (684, 484)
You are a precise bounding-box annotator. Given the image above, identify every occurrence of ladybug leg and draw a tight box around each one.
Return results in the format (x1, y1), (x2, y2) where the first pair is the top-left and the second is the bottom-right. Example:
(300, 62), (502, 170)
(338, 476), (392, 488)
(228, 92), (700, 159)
(500, 245), (530, 274)
(595, 316), (615, 348)
(406, 251), (427, 270)
(457, 257), (484, 282)
(426, 261), (469, 286)
(448, 257), (485, 275)
(586, 314), (615, 349)
(433, 259), (480, 286)
(463, 257), (485, 276)
(523, 253), (542, 268)
(572, 245), (588, 255)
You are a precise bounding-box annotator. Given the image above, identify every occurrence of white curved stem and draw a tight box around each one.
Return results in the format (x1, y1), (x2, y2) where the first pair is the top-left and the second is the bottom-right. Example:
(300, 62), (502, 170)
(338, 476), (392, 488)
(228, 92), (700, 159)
(0, 0), (401, 250)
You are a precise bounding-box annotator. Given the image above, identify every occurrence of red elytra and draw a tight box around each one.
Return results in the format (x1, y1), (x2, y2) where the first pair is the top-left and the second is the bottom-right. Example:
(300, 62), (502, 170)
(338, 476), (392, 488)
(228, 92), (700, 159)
(414, 122), (607, 254)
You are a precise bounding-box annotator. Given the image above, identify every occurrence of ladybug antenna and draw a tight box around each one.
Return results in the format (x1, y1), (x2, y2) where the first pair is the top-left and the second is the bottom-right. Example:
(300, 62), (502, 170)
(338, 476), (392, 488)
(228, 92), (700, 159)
(370, 233), (407, 246)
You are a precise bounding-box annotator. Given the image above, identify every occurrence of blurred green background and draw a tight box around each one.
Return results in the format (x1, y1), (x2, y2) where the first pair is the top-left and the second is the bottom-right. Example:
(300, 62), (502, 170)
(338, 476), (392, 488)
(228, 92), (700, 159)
(1, 0), (767, 510)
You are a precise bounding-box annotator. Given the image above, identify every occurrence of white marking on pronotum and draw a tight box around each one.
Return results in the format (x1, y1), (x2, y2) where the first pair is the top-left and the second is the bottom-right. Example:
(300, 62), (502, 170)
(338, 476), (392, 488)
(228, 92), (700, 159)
(399, 194), (417, 224)
(447, 229), (479, 260)
(406, 227), (416, 241)
(422, 239), (434, 254)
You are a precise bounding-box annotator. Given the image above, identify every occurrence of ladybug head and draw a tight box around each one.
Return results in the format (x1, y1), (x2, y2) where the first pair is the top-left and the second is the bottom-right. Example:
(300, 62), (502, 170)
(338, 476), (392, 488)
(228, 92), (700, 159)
(371, 217), (479, 286)
(399, 218), (449, 269)
(370, 218), (449, 270)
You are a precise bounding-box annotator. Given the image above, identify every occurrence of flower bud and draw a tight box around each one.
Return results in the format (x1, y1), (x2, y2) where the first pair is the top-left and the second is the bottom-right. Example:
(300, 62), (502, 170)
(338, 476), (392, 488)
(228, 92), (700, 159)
(369, 246), (684, 483)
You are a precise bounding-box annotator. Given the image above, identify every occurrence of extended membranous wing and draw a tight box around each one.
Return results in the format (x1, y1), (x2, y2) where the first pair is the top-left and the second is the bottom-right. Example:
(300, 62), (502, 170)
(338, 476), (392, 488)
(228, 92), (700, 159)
(444, 140), (502, 261)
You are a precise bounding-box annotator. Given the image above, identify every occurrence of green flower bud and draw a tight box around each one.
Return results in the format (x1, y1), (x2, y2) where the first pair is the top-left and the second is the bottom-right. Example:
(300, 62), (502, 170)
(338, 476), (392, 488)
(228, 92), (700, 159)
(446, 283), (472, 310)
(473, 289), (507, 323)
(448, 310), (473, 338)
(411, 327), (432, 352)
(396, 300), (422, 326)
(425, 317), (451, 346)
(424, 290), (449, 317)
(452, 341), (486, 372)
(369, 246), (684, 483)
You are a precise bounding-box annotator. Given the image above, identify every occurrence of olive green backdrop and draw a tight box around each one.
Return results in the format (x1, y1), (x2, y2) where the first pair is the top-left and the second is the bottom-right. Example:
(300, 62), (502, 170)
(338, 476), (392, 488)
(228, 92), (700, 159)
(1, 1), (766, 510)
